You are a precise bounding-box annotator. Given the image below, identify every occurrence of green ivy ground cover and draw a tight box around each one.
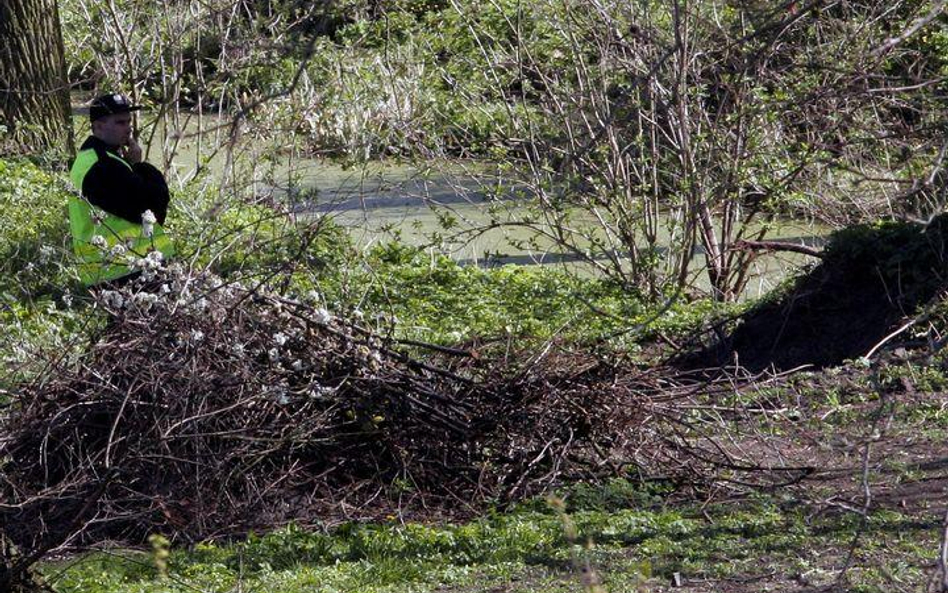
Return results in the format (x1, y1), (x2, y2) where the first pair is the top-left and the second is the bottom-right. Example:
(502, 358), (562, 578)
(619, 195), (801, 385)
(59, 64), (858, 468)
(44, 483), (939, 593)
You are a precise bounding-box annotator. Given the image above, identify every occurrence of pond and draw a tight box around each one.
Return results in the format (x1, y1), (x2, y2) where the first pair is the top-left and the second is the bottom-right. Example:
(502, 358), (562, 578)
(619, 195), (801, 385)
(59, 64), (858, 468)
(247, 157), (828, 298)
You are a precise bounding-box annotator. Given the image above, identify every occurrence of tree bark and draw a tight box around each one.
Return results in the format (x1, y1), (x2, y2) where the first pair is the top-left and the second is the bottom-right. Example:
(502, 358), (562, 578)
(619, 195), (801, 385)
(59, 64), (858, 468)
(0, 0), (74, 157)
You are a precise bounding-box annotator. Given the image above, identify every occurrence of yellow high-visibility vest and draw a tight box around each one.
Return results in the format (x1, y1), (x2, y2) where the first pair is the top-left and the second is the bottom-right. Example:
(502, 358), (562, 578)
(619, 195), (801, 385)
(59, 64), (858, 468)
(69, 148), (174, 286)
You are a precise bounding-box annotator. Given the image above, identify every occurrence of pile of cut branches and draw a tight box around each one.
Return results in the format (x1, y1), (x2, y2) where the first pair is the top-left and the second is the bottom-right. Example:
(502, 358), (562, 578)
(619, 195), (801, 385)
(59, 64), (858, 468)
(0, 266), (692, 549)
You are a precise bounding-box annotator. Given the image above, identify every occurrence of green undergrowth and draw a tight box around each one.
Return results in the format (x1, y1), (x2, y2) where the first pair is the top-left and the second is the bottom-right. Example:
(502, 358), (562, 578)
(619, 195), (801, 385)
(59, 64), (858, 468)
(0, 158), (77, 298)
(44, 482), (940, 593)
(0, 158), (104, 391)
(308, 241), (722, 348)
(0, 156), (725, 389)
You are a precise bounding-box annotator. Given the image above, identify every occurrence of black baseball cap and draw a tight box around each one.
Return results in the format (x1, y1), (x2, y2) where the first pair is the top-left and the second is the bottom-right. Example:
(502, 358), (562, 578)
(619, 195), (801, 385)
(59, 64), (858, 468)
(89, 93), (143, 122)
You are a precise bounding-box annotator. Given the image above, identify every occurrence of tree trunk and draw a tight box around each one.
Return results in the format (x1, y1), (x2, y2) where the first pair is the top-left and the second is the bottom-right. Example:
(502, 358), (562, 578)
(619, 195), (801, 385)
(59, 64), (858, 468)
(0, 0), (74, 157)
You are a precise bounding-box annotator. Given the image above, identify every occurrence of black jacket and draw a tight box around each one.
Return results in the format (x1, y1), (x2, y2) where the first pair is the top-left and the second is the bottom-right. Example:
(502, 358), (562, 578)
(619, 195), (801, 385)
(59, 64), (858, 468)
(76, 136), (170, 225)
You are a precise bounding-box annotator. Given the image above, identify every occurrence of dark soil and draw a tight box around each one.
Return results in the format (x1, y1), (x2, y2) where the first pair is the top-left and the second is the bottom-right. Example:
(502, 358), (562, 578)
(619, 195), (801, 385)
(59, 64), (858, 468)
(685, 216), (948, 372)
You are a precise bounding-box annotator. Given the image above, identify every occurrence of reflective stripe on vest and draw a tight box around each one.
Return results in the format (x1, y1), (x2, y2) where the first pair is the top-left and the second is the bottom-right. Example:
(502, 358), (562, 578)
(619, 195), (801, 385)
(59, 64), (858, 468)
(69, 148), (174, 286)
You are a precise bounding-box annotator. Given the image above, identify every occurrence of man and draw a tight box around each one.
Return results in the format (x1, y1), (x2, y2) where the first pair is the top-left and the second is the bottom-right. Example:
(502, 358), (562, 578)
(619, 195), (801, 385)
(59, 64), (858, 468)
(69, 92), (174, 287)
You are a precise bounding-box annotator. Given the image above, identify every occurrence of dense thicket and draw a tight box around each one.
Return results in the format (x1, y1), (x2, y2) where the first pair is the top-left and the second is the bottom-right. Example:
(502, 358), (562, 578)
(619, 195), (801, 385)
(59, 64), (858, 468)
(54, 0), (948, 299)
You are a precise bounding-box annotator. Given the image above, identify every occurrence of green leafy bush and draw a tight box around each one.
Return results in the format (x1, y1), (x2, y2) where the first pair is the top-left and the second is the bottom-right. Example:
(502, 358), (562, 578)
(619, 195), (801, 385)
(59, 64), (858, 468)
(0, 158), (77, 298)
(163, 172), (355, 283)
(0, 159), (105, 389)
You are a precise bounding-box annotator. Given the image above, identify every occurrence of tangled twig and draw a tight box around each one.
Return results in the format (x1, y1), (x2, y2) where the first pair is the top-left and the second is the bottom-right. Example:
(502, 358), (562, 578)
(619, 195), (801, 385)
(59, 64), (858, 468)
(0, 265), (813, 552)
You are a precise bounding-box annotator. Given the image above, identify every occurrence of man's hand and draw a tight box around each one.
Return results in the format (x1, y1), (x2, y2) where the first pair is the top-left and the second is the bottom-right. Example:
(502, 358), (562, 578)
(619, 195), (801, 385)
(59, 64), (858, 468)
(122, 138), (143, 164)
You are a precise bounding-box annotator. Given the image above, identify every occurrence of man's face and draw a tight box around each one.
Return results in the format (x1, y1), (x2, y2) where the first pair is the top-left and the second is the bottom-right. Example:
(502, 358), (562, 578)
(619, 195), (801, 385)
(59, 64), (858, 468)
(92, 113), (133, 147)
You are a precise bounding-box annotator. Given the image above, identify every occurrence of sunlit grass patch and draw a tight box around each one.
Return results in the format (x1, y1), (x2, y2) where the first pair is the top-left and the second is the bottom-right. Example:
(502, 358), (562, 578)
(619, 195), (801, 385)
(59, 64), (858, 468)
(44, 484), (942, 593)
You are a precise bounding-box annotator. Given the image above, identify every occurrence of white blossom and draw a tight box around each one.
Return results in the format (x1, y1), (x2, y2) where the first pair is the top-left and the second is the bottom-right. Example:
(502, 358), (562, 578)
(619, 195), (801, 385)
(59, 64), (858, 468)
(307, 384), (336, 400)
(130, 251), (163, 279)
(190, 330), (204, 343)
(167, 263), (187, 281)
(132, 292), (159, 310)
(141, 210), (156, 238)
(145, 250), (164, 268)
(273, 332), (288, 346)
(39, 245), (54, 261)
(99, 290), (125, 309)
(108, 244), (127, 258)
(291, 359), (304, 371)
(133, 250), (165, 281)
(91, 235), (107, 249)
(268, 348), (280, 362)
(313, 308), (332, 324)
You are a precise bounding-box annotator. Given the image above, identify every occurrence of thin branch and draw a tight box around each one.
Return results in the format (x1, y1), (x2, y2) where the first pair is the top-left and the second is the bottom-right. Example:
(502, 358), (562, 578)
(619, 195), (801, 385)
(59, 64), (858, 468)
(733, 239), (824, 259)
(872, 0), (948, 57)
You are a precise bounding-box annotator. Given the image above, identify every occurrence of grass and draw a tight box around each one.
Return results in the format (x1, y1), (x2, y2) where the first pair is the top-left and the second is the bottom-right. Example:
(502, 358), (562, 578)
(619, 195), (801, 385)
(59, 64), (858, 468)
(43, 480), (943, 593)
